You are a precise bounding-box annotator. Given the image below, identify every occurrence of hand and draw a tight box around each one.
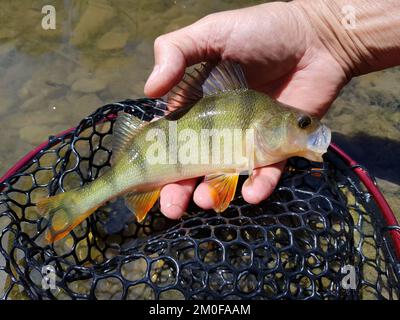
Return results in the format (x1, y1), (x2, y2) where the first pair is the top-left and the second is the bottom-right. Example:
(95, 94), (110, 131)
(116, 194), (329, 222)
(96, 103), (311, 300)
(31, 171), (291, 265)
(144, 1), (348, 219)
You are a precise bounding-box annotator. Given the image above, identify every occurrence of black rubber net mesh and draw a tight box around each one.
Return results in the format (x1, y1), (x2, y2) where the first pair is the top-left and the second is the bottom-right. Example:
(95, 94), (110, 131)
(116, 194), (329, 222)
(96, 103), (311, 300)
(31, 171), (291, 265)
(0, 99), (399, 300)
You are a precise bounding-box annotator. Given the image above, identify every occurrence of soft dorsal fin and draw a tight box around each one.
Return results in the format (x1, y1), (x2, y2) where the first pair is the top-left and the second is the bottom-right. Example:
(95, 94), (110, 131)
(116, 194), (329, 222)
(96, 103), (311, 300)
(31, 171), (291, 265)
(112, 112), (146, 163)
(167, 60), (248, 113)
(202, 61), (248, 95)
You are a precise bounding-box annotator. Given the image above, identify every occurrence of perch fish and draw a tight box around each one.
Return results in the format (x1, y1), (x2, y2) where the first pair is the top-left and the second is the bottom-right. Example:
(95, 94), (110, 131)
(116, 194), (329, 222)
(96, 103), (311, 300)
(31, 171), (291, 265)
(37, 61), (331, 243)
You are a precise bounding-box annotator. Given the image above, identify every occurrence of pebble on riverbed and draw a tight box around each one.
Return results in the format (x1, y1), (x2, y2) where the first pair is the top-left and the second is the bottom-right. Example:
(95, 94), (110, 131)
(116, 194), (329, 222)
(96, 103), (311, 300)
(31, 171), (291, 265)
(0, 97), (13, 117)
(96, 30), (130, 51)
(19, 124), (68, 146)
(70, 2), (116, 47)
(4, 108), (65, 129)
(71, 78), (107, 94)
(19, 125), (56, 145)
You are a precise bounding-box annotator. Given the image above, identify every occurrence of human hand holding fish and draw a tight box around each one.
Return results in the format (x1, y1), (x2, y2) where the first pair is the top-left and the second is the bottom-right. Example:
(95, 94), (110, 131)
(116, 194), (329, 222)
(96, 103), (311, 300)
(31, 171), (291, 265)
(144, 0), (400, 221)
(144, 2), (344, 220)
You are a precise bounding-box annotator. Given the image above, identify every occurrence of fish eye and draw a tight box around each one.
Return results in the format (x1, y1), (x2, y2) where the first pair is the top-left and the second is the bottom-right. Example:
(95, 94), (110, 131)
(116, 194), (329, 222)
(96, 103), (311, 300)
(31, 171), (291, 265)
(297, 115), (311, 129)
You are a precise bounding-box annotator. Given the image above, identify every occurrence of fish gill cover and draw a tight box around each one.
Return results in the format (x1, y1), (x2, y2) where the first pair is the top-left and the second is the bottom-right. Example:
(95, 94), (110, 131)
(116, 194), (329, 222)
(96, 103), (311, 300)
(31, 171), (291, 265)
(0, 99), (399, 300)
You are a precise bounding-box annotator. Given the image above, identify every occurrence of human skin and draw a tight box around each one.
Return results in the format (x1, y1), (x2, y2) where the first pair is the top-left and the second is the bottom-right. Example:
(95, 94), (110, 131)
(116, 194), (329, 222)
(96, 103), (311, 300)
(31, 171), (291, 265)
(144, 0), (400, 220)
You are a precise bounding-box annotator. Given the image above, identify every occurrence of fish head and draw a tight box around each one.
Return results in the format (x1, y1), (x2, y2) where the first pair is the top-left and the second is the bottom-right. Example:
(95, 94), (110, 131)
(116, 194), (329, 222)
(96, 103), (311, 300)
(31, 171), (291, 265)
(285, 111), (331, 162)
(255, 109), (331, 164)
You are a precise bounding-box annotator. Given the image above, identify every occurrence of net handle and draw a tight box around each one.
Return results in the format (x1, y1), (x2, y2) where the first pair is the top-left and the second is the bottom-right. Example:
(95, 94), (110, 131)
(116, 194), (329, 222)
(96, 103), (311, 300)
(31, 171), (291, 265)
(330, 143), (400, 260)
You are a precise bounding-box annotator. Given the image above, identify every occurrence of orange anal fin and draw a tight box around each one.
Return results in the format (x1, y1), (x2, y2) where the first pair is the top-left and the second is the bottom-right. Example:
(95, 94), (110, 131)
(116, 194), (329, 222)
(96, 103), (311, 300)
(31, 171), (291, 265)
(124, 189), (161, 222)
(204, 173), (239, 213)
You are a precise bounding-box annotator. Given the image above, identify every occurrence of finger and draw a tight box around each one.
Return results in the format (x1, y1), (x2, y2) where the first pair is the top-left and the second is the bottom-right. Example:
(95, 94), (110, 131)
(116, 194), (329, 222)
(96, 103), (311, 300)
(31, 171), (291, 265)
(159, 179), (197, 219)
(144, 17), (222, 98)
(242, 161), (286, 204)
(193, 182), (216, 210)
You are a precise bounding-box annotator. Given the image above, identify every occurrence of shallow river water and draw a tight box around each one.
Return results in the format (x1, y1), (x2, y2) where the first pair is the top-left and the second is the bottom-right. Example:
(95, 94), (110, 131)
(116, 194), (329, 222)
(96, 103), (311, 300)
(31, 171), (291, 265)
(0, 0), (399, 220)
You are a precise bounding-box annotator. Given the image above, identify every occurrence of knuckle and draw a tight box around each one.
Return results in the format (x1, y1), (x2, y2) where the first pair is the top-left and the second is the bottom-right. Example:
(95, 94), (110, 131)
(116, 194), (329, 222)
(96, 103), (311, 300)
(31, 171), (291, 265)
(154, 35), (168, 49)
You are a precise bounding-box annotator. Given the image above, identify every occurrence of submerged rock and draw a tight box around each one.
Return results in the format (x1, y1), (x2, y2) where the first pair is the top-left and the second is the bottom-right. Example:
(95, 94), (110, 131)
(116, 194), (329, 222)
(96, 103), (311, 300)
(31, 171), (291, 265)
(66, 69), (92, 86)
(76, 93), (103, 107)
(70, 1), (116, 46)
(4, 108), (65, 128)
(71, 78), (106, 93)
(0, 96), (13, 117)
(19, 95), (46, 111)
(19, 125), (54, 144)
(72, 94), (104, 120)
(96, 30), (129, 51)
(19, 123), (70, 145)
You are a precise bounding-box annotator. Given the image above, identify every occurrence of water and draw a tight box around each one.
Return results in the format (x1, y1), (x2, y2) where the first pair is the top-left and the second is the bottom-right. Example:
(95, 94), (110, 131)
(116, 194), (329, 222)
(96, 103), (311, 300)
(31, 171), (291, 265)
(0, 0), (398, 219)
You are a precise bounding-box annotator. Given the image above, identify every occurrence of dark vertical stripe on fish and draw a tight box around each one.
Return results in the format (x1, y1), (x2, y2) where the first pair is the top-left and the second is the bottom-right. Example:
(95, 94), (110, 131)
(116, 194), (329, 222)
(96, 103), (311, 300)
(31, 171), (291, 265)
(201, 95), (216, 130)
(174, 123), (183, 174)
(132, 143), (147, 180)
(239, 91), (256, 129)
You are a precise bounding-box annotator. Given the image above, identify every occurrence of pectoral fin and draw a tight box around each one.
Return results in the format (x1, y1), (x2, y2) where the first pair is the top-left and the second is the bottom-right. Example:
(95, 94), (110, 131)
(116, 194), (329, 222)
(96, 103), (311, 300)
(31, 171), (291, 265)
(204, 173), (239, 213)
(124, 189), (161, 222)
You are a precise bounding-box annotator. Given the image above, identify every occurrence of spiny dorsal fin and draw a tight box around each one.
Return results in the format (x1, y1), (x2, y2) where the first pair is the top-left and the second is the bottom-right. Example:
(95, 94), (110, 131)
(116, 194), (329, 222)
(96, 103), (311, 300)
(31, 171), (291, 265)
(167, 64), (209, 111)
(112, 112), (146, 163)
(167, 60), (248, 113)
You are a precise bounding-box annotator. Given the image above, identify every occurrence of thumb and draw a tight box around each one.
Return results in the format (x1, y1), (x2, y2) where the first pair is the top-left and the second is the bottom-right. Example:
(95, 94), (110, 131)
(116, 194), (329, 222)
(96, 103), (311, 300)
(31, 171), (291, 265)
(144, 19), (221, 98)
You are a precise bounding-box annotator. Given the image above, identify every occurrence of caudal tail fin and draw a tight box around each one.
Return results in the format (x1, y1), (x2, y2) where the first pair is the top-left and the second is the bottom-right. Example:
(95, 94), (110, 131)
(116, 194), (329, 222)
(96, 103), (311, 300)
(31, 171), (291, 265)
(36, 191), (98, 243)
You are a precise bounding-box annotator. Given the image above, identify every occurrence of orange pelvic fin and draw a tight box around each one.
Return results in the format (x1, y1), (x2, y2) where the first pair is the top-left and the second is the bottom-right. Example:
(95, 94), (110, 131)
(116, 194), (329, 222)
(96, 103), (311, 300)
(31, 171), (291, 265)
(124, 189), (161, 222)
(204, 173), (239, 213)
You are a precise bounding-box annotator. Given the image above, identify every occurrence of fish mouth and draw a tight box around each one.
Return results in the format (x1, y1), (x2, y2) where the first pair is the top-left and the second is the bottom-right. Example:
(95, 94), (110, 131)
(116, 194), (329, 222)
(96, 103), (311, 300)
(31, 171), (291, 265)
(307, 124), (331, 155)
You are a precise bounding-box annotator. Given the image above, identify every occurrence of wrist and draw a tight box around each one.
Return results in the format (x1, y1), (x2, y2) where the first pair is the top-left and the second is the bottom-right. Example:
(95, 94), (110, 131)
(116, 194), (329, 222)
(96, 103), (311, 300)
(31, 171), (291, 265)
(291, 0), (400, 78)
